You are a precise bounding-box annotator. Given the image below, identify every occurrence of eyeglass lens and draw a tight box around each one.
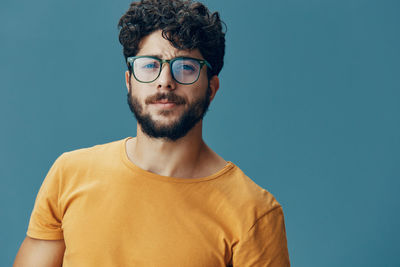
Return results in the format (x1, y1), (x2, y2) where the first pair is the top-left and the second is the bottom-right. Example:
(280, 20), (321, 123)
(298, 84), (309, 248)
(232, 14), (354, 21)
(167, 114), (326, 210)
(133, 57), (201, 84)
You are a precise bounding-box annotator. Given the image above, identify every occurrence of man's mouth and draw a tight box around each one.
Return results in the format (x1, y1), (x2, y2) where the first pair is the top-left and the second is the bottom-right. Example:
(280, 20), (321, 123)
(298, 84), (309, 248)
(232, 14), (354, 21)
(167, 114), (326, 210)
(151, 99), (179, 108)
(153, 99), (176, 104)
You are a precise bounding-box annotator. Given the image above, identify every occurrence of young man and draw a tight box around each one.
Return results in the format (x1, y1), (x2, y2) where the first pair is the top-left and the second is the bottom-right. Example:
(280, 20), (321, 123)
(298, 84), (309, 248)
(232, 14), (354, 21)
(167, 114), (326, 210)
(14, 0), (290, 266)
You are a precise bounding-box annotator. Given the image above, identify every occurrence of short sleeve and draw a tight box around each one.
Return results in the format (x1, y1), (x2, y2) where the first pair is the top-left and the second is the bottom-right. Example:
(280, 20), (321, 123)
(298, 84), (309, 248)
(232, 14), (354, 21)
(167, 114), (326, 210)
(232, 206), (290, 267)
(26, 154), (65, 240)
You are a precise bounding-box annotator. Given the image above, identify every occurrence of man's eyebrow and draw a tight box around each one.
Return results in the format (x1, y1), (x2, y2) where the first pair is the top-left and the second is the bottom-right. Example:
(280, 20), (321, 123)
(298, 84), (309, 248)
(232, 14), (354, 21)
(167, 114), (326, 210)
(145, 54), (163, 59)
(142, 54), (194, 59)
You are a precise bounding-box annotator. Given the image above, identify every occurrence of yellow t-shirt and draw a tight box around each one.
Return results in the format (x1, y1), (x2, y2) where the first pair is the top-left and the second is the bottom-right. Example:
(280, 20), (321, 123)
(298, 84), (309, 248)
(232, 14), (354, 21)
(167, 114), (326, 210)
(27, 137), (290, 266)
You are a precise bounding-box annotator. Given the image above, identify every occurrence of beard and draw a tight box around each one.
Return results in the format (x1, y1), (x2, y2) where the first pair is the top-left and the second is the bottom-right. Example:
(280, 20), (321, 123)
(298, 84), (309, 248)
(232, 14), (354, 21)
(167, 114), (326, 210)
(127, 85), (212, 142)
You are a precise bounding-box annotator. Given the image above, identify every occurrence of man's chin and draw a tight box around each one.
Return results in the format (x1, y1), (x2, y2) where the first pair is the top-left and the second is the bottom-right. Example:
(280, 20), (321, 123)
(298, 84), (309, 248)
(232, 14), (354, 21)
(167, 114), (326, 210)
(136, 115), (182, 133)
(145, 115), (182, 127)
(148, 106), (184, 118)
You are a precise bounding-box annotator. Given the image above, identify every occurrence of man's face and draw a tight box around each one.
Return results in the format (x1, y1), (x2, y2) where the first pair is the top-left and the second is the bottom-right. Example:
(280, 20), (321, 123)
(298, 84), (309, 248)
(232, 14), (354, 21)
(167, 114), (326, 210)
(125, 30), (218, 142)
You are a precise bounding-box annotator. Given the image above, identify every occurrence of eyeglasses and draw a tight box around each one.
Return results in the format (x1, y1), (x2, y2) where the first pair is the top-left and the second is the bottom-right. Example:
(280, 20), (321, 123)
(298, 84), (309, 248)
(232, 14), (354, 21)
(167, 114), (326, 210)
(127, 56), (212, 85)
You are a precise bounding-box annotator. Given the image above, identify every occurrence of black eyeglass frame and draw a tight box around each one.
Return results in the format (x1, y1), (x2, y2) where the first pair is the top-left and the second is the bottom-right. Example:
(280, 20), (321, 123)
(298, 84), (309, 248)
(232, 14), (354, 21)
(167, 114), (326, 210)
(127, 56), (212, 85)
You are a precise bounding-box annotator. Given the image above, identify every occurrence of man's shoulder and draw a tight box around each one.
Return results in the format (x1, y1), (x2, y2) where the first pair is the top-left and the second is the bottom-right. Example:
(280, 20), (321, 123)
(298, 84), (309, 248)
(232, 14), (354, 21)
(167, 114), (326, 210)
(220, 163), (282, 219)
(55, 137), (126, 170)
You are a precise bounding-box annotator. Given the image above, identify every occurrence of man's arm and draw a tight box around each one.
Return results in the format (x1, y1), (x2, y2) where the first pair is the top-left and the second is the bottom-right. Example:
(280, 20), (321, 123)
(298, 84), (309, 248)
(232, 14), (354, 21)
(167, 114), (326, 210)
(232, 206), (290, 266)
(13, 236), (65, 267)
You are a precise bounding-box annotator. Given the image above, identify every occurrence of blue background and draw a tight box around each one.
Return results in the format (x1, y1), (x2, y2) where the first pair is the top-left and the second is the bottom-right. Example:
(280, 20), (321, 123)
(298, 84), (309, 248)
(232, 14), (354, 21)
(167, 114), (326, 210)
(1, 0), (399, 266)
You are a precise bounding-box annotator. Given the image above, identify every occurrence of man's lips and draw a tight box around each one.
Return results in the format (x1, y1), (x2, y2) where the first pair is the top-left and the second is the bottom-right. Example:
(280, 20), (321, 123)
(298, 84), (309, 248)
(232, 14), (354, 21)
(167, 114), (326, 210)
(151, 100), (179, 108)
(153, 100), (176, 104)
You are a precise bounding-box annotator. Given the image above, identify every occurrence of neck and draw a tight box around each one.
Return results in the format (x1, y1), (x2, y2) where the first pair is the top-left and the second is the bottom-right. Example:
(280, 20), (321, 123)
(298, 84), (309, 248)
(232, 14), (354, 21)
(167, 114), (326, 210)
(127, 120), (208, 178)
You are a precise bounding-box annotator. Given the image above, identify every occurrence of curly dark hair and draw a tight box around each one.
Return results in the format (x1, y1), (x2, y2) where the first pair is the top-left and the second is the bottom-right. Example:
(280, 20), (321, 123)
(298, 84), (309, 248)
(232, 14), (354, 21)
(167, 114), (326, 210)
(118, 0), (226, 77)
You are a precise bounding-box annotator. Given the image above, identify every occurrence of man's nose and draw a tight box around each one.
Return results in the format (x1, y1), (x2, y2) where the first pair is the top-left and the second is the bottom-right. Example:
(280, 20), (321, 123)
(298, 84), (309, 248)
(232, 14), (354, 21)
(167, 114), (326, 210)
(157, 63), (176, 90)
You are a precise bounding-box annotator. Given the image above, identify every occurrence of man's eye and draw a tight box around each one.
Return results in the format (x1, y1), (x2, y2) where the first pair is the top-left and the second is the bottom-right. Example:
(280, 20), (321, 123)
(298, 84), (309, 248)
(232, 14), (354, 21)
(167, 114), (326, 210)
(143, 63), (158, 69)
(176, 63), (196, 72)
(182, 64), (195, 71)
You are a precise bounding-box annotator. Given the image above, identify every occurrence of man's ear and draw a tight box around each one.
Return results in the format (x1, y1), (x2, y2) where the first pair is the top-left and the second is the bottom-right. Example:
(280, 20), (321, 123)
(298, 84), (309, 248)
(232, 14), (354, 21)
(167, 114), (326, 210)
(125, 71), (131, 92)
(208, 75), (220, 103)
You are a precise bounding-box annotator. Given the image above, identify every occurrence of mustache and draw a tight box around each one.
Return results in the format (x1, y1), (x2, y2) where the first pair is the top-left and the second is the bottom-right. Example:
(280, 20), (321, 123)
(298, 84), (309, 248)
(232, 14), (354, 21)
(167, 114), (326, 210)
(145, 93), (186, 105)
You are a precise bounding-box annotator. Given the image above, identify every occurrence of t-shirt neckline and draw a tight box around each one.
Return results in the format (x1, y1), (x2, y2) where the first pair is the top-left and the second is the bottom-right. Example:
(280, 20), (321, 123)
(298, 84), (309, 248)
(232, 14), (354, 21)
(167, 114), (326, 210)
(120, 136), (235, 183)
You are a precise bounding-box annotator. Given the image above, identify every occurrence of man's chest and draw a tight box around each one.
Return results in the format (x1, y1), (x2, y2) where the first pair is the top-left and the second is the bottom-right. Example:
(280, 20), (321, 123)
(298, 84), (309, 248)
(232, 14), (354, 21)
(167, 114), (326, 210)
(59, 181), (234, 266)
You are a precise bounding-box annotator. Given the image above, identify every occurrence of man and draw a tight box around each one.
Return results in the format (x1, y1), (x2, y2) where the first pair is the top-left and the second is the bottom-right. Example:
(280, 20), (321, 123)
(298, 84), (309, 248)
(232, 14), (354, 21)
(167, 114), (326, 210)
(14, 0), (290, 266)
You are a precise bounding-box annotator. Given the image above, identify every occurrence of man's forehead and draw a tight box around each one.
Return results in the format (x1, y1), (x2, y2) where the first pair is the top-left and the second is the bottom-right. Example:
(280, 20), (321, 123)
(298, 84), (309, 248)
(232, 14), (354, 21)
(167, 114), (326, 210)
(136, 51), (202, 59)
(136, 30), (203, 59)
